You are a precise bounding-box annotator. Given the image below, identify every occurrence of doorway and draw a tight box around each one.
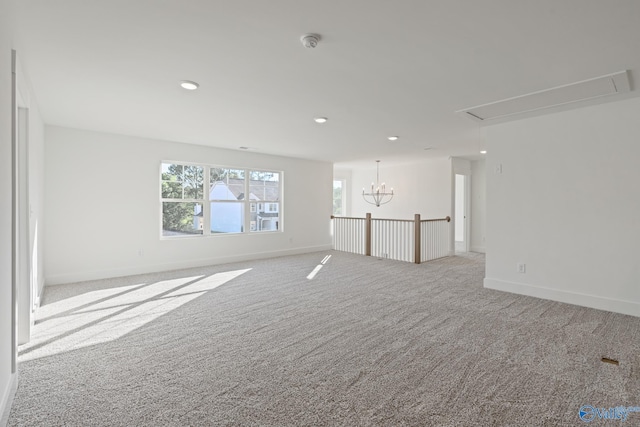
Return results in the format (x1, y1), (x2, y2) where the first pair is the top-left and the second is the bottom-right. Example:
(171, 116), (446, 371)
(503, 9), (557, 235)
(454, 174), (470, 253)
(17, 106), (32, 345)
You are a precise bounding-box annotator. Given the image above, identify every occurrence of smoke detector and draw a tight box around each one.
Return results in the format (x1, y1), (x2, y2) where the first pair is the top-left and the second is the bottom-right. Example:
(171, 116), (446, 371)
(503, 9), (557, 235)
(301, 34), (320, 49)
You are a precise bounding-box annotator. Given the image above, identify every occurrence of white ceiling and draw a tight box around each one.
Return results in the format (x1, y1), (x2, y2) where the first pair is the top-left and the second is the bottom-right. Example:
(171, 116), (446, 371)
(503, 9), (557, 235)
(11, 0), (640, 167)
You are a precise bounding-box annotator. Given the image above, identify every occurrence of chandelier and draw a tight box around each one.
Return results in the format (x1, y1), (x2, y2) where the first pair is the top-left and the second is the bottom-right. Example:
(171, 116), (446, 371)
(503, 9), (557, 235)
(362, 160), (394, 207)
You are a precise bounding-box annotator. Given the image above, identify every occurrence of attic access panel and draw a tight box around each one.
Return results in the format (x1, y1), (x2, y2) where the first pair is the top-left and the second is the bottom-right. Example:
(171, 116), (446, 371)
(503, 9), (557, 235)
(457, 71), (631, 122)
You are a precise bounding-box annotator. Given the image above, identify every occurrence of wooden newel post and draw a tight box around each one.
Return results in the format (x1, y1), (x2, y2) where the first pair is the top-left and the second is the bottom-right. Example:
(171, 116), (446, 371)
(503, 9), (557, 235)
(365, 213), (372, 257)
(414, 214), (421, 264)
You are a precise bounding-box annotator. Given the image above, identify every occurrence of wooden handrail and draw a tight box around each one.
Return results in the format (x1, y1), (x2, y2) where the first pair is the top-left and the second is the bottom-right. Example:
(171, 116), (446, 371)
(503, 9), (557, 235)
(330, 215), (367, 220)
(421, 216), (451, 223)
(332, 215), (450, 222)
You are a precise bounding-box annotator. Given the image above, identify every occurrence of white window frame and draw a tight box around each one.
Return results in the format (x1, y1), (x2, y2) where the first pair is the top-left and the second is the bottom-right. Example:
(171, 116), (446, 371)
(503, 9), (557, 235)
(160, 161), (283, 238)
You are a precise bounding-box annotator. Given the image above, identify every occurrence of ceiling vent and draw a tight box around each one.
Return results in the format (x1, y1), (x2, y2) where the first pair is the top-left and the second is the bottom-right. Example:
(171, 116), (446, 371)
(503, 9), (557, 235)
(457, 70), (631, 122)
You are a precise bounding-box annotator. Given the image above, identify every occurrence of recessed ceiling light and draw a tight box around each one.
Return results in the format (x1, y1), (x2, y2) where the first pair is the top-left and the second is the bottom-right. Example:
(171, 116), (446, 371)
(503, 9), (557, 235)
(180, 80), (199, 90)
(388, 136), (399, 141)
(314, 117), (328, 123)
(480, 150), (487, 154)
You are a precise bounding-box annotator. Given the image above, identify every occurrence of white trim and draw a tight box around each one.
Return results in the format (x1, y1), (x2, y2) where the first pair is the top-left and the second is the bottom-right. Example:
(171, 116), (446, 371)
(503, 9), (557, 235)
(484, 278), (640, 317)
(44, 244), (333, 286)
(470, 246), (486, 253)
(0, 372), (18, 427)
(11, 49), (18, 375)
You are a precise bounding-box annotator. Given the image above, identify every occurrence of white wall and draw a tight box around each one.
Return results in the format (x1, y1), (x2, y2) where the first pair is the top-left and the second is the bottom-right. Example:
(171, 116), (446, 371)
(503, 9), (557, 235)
(44, 126), (333, 285)
(470, 159), (486, 253)
(484, 96), (640, 316)
(350, 159), (452, 220)
(0, 1), (15, 421)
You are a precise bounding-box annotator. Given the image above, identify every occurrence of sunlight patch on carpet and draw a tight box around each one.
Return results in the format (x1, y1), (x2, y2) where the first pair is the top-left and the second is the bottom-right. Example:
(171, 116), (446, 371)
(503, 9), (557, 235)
(306, 254), (331, 280)
(19, 269), (251, 361)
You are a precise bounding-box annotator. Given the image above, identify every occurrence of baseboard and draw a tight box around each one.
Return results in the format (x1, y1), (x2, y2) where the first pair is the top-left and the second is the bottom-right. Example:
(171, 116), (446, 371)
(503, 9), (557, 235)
(0, 372), (18, 427)
(484, 278), (640, 317)
(45, 244), (333, 286)
(470, 246), (485, 253)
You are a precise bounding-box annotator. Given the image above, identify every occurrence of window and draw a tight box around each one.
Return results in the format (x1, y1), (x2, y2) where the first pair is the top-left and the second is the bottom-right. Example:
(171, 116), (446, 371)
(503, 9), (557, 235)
(249, 171), (280, 232)
(333, 180), (344, 216)
(210, 168), (245, 234)
(161, 163), (282, 237)
(161, 164), (205, 236)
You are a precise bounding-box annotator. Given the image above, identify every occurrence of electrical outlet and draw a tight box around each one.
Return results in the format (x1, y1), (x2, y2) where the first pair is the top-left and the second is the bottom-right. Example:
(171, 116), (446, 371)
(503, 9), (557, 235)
(517, 263), (526, 273)
(494, 164), (503, 174)
(138, 249), (144, 257)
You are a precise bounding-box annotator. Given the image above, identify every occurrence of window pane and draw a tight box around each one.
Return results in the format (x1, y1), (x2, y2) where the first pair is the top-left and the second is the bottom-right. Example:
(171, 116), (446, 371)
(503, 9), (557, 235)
(210, 168), (245, 200)
(333, 180), (343, 216)
(251, 202), (279, 232)
(162, 202), (203, 236)
(228, 173), (245, 200)
(182, 165), (204, 199)
(161, 163), (203, 200)
(211, 202), (244, 233)
(249, 171), (280, 202)
(162, 163), (183, 181)
(161, 163), (183, 198)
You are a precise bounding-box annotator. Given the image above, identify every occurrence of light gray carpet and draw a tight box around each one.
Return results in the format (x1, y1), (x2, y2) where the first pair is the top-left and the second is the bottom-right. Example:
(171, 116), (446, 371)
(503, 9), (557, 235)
(8, 251), (640, 426)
